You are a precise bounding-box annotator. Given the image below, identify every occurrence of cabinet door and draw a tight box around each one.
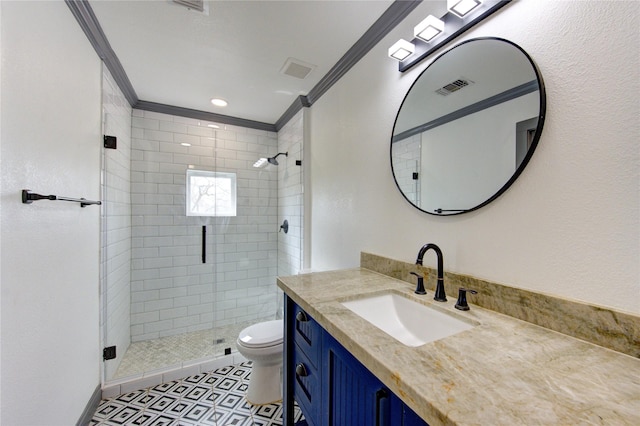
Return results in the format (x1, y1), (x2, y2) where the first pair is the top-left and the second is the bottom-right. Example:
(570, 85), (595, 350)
(292, 302), (322, 368)
(292, 348), (320, 426)
(402, 403), (429, 426)
(323, 333), (395, 426)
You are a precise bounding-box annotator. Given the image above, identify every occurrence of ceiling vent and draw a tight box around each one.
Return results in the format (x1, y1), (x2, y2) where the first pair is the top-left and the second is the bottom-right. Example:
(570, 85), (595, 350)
(173, 0), (204, 13)
(280, 58), (316, 80)
(435, 78), (473, 96)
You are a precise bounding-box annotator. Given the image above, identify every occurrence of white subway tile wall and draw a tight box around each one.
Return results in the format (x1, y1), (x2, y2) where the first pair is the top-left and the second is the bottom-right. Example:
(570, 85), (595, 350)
(101, 64), (133, 381)
(130, 110), (280, 343)
(277, 110), (304, 277)
(275, 110), (305, 317)
(390, 134), (421, 205)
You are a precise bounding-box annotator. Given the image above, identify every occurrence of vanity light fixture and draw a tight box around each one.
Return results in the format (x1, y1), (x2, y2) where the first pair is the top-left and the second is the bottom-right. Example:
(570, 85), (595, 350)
(397, 0), (511, 72)
(414, 15), (445, 42)
(210, 98), (228, 107)
(448, 0), (482, 18)
(388, 39), (415, 61)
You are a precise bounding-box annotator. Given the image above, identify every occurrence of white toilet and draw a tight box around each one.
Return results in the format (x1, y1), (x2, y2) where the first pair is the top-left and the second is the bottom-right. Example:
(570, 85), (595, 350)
(236, 319), (284, 405)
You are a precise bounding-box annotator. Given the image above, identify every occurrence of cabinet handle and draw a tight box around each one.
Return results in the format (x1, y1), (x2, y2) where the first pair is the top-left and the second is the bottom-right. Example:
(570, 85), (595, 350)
(296, 311), (309, 322)
(375, 388), (389, 426)
(295, 363), (308, 378)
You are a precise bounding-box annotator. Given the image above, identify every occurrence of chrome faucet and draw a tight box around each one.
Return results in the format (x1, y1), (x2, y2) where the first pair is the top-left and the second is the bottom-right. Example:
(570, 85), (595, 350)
(415, 243), (447, 302)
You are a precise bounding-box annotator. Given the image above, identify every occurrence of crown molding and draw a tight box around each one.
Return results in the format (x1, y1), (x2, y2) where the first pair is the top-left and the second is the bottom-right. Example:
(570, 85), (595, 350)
(67, 0), (422, 132)
(275, 0), (422, 130)
(65, 0), (138, 106)
(135, 101), (277, 133)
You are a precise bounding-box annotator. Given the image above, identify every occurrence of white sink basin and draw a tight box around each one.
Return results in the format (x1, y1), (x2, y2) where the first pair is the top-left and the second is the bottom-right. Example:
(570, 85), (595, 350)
(341, 293), (475, 347)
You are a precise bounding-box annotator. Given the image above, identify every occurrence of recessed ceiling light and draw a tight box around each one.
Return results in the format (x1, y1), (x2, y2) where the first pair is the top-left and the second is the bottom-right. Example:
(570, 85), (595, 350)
(207, 124), (220, 129)
(210, 98), (228, 107)
(181, 143), (191, 147)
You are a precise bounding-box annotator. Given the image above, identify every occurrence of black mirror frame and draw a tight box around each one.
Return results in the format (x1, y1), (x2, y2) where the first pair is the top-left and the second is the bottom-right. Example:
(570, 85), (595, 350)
(390, 37), (547, 216)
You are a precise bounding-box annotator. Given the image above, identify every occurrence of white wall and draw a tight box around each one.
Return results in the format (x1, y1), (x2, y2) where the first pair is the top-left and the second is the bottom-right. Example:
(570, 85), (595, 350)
(0, 1), (102, 424)
(308, 0), (640, 313)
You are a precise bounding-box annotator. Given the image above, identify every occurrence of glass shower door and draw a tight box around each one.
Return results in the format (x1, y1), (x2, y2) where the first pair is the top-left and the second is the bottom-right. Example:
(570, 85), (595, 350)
(101, 108), (281, 383)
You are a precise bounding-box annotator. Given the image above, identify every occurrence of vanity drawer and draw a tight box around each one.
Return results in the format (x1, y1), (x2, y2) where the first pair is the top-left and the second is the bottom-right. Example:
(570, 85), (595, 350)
(292, 304), (321, 368)
(292, 348), (320, 426)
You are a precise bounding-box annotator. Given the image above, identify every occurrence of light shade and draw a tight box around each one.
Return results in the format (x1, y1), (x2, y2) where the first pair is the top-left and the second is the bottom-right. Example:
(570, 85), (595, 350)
(448, 0), (482, 18)
(414, 15), (445, 42)
(388, 39), (415, 61)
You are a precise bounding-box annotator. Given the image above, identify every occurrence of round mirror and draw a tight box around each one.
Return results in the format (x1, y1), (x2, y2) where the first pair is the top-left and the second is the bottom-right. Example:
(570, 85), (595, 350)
(391, 37), (546, 215)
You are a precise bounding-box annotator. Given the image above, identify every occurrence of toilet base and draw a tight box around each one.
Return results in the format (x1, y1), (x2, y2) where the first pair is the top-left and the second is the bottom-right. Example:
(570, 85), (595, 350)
(245, 363), (282, 405)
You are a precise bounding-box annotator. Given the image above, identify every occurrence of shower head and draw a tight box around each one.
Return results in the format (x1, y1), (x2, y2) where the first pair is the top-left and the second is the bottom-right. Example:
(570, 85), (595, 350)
(267, 152), (288, 166)
(253, 158), (268, 168)
(253, 152), (288, 168)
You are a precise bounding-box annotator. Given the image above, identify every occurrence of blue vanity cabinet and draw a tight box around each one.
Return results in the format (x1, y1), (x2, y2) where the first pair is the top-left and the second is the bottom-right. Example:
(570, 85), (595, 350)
(322, 331), (403, 425)
(402, 406), (431, 426)
(283, 296), (429, 426)
(289, 302), (323, 426)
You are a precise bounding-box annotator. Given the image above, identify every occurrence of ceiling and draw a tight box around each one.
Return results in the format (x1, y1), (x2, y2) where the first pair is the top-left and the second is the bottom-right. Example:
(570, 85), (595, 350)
(88, 0), (403, 127)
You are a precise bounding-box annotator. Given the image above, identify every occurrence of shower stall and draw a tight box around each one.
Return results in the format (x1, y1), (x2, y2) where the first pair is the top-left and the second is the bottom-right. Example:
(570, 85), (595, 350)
(100, 69), (304, 384)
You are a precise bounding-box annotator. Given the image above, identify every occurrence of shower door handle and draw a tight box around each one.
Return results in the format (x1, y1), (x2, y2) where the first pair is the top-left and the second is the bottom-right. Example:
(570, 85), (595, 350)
(201, 226), (206, 264)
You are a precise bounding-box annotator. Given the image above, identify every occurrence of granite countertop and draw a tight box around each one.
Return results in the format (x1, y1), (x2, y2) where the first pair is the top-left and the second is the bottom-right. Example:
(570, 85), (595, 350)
(277, 268), (640, 426)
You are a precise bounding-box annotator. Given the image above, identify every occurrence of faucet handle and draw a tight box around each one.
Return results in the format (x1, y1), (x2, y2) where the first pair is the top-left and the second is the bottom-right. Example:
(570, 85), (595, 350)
(455, 288), (477, 311)
(410, 272), (426, 295)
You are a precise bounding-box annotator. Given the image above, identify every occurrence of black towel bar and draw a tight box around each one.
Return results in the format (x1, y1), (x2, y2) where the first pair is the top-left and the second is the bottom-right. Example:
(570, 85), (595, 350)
(22, 189), (101, 208)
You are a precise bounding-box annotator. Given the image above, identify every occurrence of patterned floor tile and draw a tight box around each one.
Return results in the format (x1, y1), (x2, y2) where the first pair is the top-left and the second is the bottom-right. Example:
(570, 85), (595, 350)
(93, 400), (129, 421)
(180, 403), (214, 423)
(105, 406), (143, 424)
(92, 362), (303, 426)
(146, 395), (180, 414)
(122, 411), (162, 426)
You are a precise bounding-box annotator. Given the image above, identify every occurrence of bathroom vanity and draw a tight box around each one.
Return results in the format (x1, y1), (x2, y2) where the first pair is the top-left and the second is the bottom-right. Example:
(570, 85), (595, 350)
(278, 268), (640, 426)
(285, 299), (427, 425)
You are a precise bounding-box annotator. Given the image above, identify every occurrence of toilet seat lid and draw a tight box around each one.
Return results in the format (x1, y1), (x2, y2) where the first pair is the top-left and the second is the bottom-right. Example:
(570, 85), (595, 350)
(238, 319), (283, 348)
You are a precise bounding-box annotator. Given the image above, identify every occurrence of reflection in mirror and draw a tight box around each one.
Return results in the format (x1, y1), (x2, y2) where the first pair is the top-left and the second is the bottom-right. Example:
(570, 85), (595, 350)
(391, 38), (545, 215)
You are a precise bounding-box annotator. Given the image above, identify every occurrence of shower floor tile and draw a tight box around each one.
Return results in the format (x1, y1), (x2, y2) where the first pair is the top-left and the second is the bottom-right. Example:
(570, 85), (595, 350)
(92, 361), (304, 426)
(115, 320), (259, 379)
